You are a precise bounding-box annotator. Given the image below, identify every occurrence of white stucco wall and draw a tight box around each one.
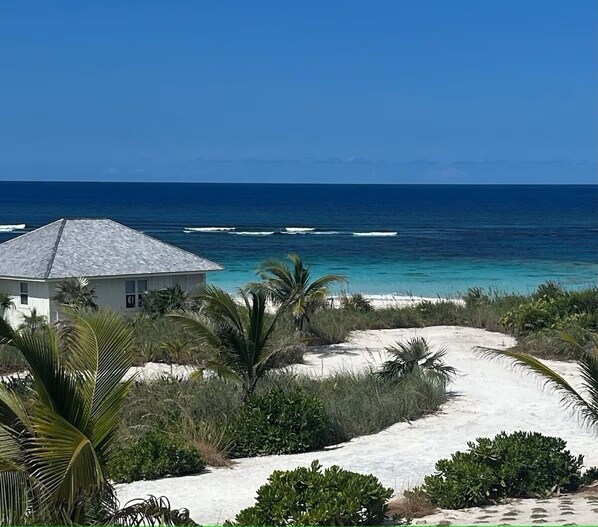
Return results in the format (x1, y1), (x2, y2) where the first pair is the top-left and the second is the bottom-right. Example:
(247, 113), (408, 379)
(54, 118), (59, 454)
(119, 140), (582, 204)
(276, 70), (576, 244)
(1, 273), (207, 325)
(0, 278), (51, 327)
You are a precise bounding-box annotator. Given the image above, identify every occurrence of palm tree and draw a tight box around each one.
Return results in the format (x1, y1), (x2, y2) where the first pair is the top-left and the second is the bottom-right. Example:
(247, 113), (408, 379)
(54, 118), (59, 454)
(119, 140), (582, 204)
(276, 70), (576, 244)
(170, 285), (289, 400)
(255, 253), (347, 333)
(378, 336), (457, 384)
(52, 277), (98, 310)
(479, 333), (598, 431)
(0, 309), (186, 525)
(0, 291), (14, 318)
(17, 307), (48, 334)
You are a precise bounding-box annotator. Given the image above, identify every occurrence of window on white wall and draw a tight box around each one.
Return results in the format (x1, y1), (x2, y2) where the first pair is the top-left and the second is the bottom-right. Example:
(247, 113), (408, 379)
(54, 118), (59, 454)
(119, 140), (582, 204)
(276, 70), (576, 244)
(125, 279), (149, 309)
(20, 283), (28, 305)
(137, 279), (148, 307)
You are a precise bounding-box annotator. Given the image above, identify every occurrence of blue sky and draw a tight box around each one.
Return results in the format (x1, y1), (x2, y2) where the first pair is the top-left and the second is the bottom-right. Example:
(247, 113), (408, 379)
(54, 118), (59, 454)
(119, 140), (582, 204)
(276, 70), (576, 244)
(1, 0), (596, 183)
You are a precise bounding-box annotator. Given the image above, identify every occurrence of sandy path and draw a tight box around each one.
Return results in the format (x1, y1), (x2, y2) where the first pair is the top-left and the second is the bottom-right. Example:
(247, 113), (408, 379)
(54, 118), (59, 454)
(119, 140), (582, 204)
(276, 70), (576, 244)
(116, 326), (598, 524)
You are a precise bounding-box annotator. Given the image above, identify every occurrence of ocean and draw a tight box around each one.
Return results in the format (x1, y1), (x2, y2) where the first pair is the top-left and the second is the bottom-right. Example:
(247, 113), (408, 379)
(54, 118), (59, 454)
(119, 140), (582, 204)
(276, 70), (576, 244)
(0, 182), (596, 296)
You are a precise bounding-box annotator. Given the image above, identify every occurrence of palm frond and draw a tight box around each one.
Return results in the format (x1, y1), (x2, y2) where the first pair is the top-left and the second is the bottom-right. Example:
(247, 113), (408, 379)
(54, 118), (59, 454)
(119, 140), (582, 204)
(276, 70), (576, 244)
(477, 346), (598, 430)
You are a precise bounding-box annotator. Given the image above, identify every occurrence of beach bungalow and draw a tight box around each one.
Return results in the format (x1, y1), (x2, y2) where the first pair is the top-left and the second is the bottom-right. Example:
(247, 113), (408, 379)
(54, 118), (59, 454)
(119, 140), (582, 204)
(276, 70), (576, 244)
(0, 218), (222, 325)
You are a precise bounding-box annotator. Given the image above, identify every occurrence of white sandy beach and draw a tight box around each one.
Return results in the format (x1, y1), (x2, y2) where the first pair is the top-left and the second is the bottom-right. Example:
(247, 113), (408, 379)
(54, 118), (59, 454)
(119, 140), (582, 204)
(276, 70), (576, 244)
(116, 326), (598, 524)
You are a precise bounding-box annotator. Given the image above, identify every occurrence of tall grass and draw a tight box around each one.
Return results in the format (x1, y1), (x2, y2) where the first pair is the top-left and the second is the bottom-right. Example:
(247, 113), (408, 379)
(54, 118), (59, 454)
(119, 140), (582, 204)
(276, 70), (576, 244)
(119, 370), (448, 463)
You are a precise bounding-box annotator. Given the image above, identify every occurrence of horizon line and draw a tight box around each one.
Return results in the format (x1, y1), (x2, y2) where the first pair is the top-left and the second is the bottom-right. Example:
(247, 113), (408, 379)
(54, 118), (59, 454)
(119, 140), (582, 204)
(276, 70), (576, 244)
(0, 180), (596, 186)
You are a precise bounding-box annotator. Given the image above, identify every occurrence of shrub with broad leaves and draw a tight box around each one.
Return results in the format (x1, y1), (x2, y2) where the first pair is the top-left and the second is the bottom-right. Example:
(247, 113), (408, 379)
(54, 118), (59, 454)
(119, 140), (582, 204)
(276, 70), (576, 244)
(232, 460), (393, 526)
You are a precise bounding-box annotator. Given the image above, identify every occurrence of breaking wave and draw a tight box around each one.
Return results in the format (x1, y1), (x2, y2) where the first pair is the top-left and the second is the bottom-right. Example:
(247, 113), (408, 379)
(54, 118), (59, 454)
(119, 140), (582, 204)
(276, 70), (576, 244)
(353, 231), (398, 237)
(0, 224), (26, 232)
(184, 227), (235, 233)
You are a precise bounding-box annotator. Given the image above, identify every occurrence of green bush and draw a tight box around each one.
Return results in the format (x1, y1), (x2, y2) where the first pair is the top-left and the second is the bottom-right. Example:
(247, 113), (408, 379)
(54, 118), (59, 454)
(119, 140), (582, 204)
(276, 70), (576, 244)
(231, 388), (330, 457)
(233, 460), (393, 526)
(109, 431), (205, 483)
(501, 287), (598, 334)
(421, 431), (585, 509)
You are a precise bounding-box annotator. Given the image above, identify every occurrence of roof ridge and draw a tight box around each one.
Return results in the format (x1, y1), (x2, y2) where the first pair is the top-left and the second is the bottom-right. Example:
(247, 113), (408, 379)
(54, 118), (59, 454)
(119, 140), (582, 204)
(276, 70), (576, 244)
(44, 218), (67, 279)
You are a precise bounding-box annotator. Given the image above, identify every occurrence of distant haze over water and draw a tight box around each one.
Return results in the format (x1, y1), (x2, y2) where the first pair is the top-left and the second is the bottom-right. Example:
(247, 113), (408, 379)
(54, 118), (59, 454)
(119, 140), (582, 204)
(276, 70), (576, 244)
(0, 182), (596, 296)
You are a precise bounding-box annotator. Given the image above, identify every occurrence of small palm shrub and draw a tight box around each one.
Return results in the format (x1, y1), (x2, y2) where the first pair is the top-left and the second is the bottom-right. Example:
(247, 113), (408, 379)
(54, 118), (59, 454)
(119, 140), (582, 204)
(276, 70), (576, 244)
(341, 292), (374, 312)
(420, 431), (586, 509)
(231, 388), (330, 457)
(232, 460), (393, 526)
(378, 336), (456, 384)
(109, 430), (206, 483)
(142, 285), (190, 316)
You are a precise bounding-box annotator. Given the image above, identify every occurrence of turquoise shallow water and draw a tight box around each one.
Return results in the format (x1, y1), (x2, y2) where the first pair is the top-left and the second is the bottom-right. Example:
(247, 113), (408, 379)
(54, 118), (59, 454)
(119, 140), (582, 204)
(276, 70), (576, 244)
(0, 182), (596, 296)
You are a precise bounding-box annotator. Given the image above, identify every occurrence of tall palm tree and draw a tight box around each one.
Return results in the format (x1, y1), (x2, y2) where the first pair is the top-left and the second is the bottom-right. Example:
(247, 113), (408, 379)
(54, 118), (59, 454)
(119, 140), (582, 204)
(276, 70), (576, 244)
(52, 277), (98, 310)
(479, 333), (598, 431)
(378, 336), (457, 384)
(170, 286), (289, 400)
(255, 253), (347, 333)
(0, 309), (133, 524)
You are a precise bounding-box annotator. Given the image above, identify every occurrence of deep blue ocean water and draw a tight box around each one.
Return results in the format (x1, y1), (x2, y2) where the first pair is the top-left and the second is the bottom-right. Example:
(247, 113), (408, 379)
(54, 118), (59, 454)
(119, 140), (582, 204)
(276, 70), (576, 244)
(0, 182), (596, 296)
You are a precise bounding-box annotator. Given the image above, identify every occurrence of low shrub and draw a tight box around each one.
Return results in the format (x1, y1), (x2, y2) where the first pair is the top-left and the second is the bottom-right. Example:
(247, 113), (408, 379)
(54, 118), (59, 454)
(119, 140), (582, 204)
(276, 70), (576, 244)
(109, 430), (206, 483)
(340, 292), (374, 312)
(232, 460), (393, 526)
(420, 431), (585, 509)
(501, 287), (598, 334)
(231, 388), (330, 457)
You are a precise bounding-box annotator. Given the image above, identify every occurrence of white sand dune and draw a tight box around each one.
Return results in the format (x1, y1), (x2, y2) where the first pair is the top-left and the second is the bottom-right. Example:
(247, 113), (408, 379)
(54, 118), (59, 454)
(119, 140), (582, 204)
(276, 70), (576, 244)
(116, 326), (598, 524)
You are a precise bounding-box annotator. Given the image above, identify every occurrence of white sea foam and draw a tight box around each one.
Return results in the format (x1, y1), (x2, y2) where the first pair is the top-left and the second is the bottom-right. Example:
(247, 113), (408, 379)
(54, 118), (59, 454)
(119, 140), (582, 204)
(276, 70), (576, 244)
(353, 231), (397, 237)
(284, 227), (316, 233)
(184, 227), (235, 232)
(0, 224), (26, 232)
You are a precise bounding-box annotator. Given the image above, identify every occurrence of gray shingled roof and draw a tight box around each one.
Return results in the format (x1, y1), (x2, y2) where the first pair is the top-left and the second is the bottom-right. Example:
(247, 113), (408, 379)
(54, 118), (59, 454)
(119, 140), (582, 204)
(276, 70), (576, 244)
(0, 219), (222, 279)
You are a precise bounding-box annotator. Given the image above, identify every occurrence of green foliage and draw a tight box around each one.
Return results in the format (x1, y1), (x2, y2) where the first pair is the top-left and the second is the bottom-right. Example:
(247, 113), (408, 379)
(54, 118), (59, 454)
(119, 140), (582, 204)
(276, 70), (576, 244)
(233, 460), (393, 526)
(420, 431), (585, 509)
(254, 253), (347, 333)
(0, 310), (133, 524)
(341, 292), (374, 312)
(109, 431), (205, 483)
(108, 495), (196, 526)
(170, 286), (291, 400)
(120, 370), (448, 465)
(52, 276), (98, 310)
(501, 287), (598, 334)
(0, 291), (14, 312)
(141, 285), (192, 316)
(378, 336), (456, 384)
(231, 388), (330, 456)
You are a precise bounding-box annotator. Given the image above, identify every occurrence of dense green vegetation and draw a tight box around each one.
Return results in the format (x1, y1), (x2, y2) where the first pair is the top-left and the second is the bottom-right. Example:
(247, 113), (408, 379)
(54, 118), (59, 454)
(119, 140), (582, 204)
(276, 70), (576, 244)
(232, 460), (393, 526)
(413, 431), (593, 509)
(0, 310), (193, 525)
(119, 369), (447, 470)
(231, 388), (330, 457)
(109, 430), (206, 484)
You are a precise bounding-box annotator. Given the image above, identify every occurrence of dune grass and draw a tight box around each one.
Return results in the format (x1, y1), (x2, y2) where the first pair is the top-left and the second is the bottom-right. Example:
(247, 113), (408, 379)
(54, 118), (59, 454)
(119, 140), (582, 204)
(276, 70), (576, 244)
(118, 369), (448, 465)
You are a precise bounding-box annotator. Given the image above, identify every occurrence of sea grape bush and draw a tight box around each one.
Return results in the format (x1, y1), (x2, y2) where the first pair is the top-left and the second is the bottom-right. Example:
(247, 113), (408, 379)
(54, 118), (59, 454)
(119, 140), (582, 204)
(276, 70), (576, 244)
(109, 430), (205, 483)
(231, 388), (330, 457)
(232, 460), (393, 526)
(420, 431), (585, 509)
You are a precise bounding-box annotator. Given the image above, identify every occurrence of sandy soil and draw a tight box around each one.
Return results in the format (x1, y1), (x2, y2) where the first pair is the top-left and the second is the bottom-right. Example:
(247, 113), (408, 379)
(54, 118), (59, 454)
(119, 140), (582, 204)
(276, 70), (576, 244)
(417, 488), (598, 525)
(116, 326), (598, 525)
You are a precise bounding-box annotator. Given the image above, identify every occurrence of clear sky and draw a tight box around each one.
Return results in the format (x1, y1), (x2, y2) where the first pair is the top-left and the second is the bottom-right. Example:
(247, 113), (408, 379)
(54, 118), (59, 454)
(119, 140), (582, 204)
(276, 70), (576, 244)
(1, 0), (596, 183)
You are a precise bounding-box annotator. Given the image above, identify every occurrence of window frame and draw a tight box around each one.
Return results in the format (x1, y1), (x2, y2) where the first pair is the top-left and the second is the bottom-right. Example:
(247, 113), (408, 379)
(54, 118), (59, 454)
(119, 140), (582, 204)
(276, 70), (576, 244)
(20, 282), (28, 306)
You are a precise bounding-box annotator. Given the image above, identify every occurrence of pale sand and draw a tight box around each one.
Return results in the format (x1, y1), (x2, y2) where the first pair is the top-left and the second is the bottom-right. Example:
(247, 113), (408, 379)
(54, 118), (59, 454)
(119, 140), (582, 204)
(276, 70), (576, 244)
(116, 326), (598, 524)
(415, 489), (598, 525)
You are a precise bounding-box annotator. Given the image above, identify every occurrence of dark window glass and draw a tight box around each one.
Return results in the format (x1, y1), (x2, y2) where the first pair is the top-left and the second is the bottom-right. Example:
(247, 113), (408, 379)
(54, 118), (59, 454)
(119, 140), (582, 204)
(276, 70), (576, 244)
(20, 283), (28, 305)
